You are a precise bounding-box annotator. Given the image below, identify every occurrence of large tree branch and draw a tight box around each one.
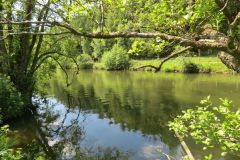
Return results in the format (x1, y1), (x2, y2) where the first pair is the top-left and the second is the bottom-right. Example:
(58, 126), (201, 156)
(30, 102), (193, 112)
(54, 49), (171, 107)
(0, 20), (228, 51)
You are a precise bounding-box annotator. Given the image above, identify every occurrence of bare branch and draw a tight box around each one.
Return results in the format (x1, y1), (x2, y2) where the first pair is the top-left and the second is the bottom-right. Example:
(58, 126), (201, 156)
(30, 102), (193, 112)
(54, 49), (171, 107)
(219, 0), (229, 12)
(0, 31), (71, 41)
(134, 65), (159, 71)
(134, 46), (192, 72)
(230, 12), (240, 30)
(157, 46), (192, 72)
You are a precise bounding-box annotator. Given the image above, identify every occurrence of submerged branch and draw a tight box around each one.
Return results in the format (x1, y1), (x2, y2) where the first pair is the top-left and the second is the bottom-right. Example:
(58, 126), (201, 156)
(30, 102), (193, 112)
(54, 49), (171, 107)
(175, 131), (195, 160)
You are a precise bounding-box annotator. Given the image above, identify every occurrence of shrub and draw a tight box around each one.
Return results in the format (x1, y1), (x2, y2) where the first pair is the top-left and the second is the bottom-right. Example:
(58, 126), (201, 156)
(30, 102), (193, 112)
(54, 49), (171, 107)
(102, 45), (130, 70)
(0, 74), (24, 119)
(61, 59), (73, 70)
(183, 62), (199, 73)
(78, 54), (93, 69)
(0, 125), (22, 160)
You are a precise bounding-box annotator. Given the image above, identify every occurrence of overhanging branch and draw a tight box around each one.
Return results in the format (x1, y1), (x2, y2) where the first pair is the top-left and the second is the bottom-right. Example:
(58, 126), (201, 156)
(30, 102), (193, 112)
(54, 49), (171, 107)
(0, 20), (228, 51)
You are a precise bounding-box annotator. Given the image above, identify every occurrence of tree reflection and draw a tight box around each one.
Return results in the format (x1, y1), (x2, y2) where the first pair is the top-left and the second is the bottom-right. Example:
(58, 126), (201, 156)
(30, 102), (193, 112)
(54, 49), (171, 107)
(22, 93), (129, 160)
(48, 71), (183, 151)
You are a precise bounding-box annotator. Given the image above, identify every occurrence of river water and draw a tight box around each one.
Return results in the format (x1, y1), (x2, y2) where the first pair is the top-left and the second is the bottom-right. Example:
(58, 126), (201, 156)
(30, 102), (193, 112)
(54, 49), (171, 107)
(10, 71), (240, 160)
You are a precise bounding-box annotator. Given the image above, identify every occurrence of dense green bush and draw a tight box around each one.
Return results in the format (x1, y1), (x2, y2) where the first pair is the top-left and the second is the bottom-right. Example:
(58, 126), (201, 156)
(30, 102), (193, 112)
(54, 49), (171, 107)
(102, 45), (130, 70)
(61, 59), (73, 70)
(78, 54), (93, 69)
(183, 62), (200, 73)
(0, 74), (24, 119)
(0, 125), (22, 160)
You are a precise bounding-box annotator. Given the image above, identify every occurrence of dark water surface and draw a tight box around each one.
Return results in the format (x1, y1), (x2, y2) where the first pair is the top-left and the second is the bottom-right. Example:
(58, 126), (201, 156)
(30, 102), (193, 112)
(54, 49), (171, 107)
(10, 71), (240, 160)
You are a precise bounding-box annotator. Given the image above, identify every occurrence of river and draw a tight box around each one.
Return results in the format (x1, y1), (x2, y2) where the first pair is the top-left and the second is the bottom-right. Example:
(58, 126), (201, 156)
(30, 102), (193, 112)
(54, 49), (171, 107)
(10, 70), (240, 160)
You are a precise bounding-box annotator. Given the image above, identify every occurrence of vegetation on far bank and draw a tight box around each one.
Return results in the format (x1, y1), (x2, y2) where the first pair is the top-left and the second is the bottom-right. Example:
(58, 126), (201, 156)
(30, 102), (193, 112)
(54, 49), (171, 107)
(93, 56), (230, 73)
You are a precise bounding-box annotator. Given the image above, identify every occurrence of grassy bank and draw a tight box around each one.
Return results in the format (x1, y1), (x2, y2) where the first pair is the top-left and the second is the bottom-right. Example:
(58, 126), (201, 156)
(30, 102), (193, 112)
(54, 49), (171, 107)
(94, 56), (231, 73)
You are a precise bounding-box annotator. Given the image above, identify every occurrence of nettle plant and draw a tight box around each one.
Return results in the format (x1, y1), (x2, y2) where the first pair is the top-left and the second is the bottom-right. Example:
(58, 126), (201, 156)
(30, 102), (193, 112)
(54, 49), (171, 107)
(169, 96), (240, 158)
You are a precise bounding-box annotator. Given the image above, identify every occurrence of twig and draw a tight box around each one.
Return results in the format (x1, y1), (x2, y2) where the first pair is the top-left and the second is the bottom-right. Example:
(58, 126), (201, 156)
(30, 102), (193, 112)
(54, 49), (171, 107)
(219, 0), (229, 12)
(158, 150), (176, 160)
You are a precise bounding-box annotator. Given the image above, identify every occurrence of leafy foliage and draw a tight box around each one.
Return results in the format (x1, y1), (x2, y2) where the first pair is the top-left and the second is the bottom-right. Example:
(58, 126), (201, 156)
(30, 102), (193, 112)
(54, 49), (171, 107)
(78, 54), (93, 69)
(128, 40), (169, 59)
(102, 45), (130, 70)
(169, 97), (240, 158)
(0, 74), (24, 119)
(91, 39), (107, 59)
(0, 125), (22, 160)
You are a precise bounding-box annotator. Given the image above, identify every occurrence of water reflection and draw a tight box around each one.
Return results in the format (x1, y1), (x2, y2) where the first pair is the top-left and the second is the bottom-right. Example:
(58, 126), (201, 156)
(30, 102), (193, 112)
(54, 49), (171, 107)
(10, 71), (240, 159)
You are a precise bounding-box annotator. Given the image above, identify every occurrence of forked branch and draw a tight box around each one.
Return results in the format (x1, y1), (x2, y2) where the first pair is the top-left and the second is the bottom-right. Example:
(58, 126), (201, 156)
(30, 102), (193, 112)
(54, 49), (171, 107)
(135, 46), (192, 72)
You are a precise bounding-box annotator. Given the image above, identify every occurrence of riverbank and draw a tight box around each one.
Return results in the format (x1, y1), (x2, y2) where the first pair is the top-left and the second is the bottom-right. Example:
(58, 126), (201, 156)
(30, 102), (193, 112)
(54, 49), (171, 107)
(93, 57), (231, 73)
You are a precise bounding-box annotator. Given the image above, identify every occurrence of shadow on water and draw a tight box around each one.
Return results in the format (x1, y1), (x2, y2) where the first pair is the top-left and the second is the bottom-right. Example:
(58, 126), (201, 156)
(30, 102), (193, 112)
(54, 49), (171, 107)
(8, 70), (240, 159)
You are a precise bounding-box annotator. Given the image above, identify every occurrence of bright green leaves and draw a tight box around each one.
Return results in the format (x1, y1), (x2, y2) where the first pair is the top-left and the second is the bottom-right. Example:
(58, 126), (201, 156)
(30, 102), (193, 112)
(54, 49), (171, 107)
(128, 39), (170, 59)
(44, 0), (226, 35)
(169, 97), (240, 158)
(102, 44), (130, 70)
(189, 0), (223, 29)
